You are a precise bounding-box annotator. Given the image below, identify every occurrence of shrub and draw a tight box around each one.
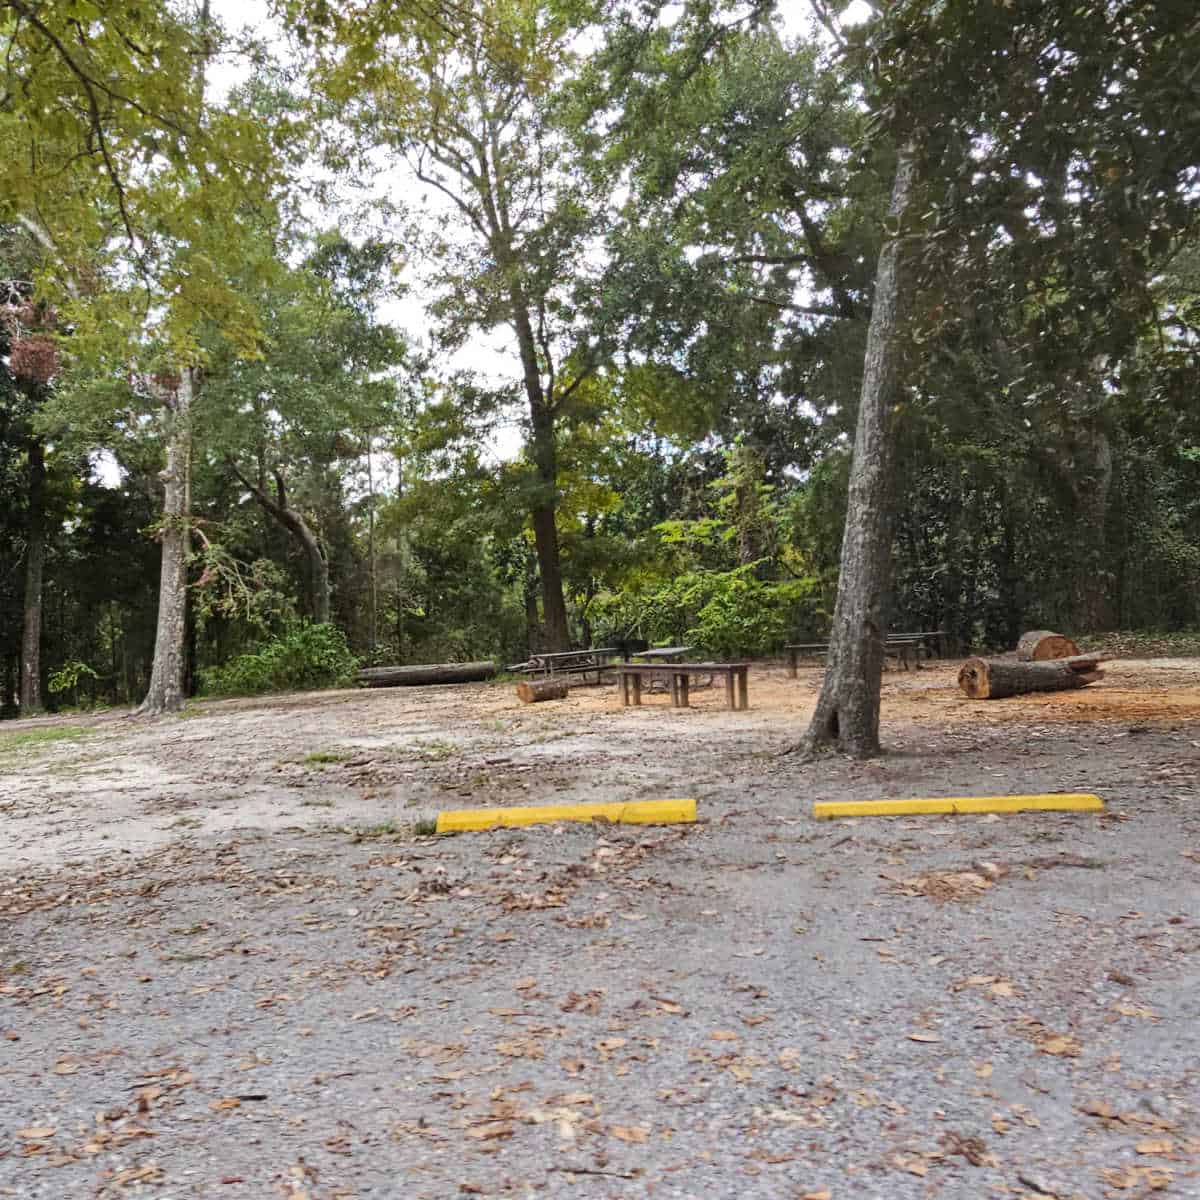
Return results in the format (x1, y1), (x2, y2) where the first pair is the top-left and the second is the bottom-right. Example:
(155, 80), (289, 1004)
(199, 623), (359, 697)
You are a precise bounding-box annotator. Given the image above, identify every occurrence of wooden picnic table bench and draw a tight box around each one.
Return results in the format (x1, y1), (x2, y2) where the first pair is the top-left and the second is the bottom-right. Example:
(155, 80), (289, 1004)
(632, 645), (695, 662)
(786, 630), (947, 677)
(617, 662), (750, 710)
(525, 647), (618, 685)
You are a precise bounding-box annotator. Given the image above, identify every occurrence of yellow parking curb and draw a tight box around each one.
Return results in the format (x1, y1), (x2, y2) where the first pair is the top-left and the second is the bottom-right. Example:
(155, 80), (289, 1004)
(435, 798), (697, 833)
(813, 794), (1103, 819)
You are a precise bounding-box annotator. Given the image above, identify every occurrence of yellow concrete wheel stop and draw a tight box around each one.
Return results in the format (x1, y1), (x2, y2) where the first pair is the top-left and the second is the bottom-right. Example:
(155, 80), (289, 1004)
(813, 794), (1103, 819)
(435, 798), (697, 833)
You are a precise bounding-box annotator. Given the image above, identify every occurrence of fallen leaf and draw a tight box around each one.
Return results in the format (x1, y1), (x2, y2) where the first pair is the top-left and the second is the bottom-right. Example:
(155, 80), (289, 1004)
(1135, 1138), (1174, 1155)
(907, 1032), (942, 1043)
(52, 1062), (79, 1075)
(17, 1127), (55, 1140)
(210, 1097), (242, 1111)
(467, 1121), (515, 1141)
(611, 1124), (649, 1143)
(1038, 1033), (1082, 1057)
(800, 1192), (832, 1200)
(710, 1030), (740, 1041)
(514, 977), (537, 991)
(974, 1061), (994, 1078)
(891, 1153), (927, 1177)
(596, 1038), (626, 1052)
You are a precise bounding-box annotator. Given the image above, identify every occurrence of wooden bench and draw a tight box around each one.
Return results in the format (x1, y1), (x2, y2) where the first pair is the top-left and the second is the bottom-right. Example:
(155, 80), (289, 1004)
(524, 648), (618, 686)
(633, 645), (695, 662)
(617, 662), (749, 710)
(786, 632), (946, 677)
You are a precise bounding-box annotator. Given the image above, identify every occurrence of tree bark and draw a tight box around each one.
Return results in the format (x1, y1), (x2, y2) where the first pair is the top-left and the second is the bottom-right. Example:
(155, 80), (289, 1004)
(357, 661), (496, 688)
(19, 437), (45, 713)
(1015, 630), (1079, 661)
(958, 655), (1104, 699)
(516, 302), (570, 653)
(137, 368), (194, 716)
(230, 462), (331, 624)
(516, 678), (568, 703)
(801, 143), (921, 758)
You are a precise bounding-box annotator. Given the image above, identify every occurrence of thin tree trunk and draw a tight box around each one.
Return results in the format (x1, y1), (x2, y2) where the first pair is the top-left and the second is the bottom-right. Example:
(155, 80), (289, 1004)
(19, 437), (46, 713)
(802, 143), (920, 758)
(512, 300), (570, 652)
(366, 433), (377, 659)
(137, 368), (194, 716)
(230, 463), (330, 624)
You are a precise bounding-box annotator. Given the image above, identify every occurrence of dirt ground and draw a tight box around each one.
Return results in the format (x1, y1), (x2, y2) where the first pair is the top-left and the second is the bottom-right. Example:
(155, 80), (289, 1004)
(1, 659), (1198, 1199)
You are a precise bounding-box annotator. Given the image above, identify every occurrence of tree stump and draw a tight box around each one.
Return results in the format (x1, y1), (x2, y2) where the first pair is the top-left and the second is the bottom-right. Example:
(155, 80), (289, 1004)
(958, 655), (1105, 699)
(1016, 630), (1080, 661)
(516, 679), (569, 704)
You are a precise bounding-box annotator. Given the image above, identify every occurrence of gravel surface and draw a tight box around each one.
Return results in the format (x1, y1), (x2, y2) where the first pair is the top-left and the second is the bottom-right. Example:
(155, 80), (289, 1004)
(1, 661), (1198, 1198)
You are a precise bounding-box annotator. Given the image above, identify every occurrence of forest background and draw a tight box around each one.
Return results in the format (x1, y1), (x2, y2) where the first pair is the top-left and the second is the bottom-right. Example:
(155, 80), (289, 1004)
(2, 0), (1197, 717)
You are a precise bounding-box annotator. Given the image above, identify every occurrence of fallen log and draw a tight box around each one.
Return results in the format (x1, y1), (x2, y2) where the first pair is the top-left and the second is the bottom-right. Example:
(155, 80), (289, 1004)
(1016, 630), (1080, 661)
(357, 661), (496, 688)
(516, 679), (569, 704)
(958, 656), (1105, 700)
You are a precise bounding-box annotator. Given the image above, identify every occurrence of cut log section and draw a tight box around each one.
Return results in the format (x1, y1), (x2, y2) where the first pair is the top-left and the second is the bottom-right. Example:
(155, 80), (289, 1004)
(1016, 630), (1080, 661)
(958, 655), (1105, 700)
(357, 661), (496, 688)
(516, 679), (569, 704)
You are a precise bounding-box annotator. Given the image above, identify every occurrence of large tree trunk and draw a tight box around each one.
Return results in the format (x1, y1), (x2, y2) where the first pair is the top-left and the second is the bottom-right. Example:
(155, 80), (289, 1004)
(137, 369), (194, 717)
(19, 437), (45, 714)
(357, 661), (496, 688)
(958, 654), (1104, 699)
(802, 143), (920, 758)
(512, 299), (570, 653)
(230, 463), (330, 624)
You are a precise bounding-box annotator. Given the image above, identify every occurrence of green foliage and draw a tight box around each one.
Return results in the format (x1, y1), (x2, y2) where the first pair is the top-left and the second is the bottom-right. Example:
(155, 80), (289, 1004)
(48, 660), (100, 696)
(199, 623), (359, 697)
(593, 566), (817, 658)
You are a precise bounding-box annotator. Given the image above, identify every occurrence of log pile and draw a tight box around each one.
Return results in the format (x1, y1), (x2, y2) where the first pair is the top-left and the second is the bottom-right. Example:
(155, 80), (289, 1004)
(357, 661), (496, 688)
(1015, 630), (1080, 661)
(516, 679), (569, 704)
(958, 654), (1105, 700)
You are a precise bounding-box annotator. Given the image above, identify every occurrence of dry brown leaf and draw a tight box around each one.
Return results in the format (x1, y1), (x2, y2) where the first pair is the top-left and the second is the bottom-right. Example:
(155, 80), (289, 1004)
(210, 1097), (242, 1111)
(514, 977), (537, 991)
(800, 1192), (832, 1200)
(52, 1061), (79, 1075)
(468, 1120), (515, 1141)
(891, 1154), (927, 1177)
(974, 1061), (994, 1078)
(596, 1038), (626, 1052)
(17, 1127), (55, 1140)
(611, 1124), (649, 1143)
(1135, 1138), (1174, 1155)
(907, 1032), (942, 1043)
(1038, 1033), (1082, 1057)
(710, 1030), (740, 1041)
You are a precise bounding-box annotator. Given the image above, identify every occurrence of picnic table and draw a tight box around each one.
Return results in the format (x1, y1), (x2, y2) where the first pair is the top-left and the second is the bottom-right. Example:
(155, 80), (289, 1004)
(632, 645), (695, 662)
(617, 662), (750, 711)
(786, 631), (946, 677)
(525, 647), (618, 685)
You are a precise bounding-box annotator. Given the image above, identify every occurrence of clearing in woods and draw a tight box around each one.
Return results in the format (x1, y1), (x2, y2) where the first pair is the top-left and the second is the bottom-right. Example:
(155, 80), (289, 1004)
(1, 659), (1198, 1198)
